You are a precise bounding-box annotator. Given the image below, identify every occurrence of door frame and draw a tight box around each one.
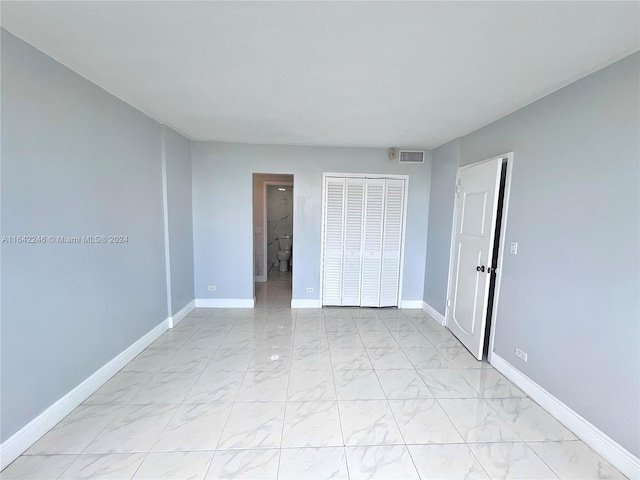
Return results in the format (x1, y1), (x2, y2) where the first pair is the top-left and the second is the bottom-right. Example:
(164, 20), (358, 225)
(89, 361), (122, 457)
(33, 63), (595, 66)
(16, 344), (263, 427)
(260, 180), (294, 282)
(444, 152), (514, 363)
(319, 172), (410, 308)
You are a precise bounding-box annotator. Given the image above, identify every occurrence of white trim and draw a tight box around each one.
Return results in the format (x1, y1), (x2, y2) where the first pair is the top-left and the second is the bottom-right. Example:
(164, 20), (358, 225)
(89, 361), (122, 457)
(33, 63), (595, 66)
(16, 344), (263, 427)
(0, 317), (171, 470)
(291, 298), (322, 309)
(169, 299), (195, 328)
(399, 300), (422, 309)
(491, 353), (640, 479)
(323, 172), (412, 179)
(160, 126), (173, 320)
(397, 177), (409, 308)
(319, 172), (410, 308)
(443, 167), (459, 327)
(487, 153), (514, 363)
(319, 174), (329, 306)
(195, 298), (254, 308)
(422, 301), (446, 326)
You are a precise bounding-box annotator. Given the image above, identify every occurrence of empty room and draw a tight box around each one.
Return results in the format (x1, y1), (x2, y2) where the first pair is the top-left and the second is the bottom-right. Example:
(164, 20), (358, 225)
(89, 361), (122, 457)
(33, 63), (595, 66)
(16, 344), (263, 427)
(1, 2), (638, 479)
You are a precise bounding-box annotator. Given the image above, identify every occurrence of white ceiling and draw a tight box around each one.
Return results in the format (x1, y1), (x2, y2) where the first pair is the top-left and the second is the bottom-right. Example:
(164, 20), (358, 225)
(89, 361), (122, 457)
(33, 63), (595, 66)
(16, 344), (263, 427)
(2, 2), (639, 148)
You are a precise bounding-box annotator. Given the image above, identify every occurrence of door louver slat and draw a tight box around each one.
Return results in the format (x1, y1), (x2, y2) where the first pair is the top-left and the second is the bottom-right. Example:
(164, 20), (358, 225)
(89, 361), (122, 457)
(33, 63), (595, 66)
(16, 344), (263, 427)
(341, 178), (365, 306)
(322, 178), (345, 306)
(360, 179), (385, 308)
(322, 176), (405, 308)
(380, 179), (405, 307)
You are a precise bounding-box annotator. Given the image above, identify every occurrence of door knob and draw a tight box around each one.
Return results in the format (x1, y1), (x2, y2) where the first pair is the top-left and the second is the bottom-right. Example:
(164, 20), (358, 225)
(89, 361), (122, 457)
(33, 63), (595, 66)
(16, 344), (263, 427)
(476, 265), (485, 272)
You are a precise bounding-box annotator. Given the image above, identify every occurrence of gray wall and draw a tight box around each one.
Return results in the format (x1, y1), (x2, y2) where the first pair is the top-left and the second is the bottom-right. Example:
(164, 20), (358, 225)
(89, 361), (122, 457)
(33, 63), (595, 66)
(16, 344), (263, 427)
(423, 138), (459, 314)
(164, 127), (195, 315)
(424, 52), (639, 456)
(192, 143), (432, 303)
(0, 30), (183, 442)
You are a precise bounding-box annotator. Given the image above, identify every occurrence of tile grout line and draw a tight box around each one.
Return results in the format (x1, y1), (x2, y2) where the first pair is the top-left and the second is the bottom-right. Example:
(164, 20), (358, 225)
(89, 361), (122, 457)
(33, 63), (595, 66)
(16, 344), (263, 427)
(140, 312), (222, 460)
(9, 298), (616, 479)
(173, 309), (252, 476)
(365, 309), (424, 479)
(31, 315), (219, 475)
(341, 311), (398, 465)
(523, 440), (568, 480)
(204, 302), (271, 470)
(275, 302), (297, 479)
(323, 310), (351, 480)
(212, 307), (271, 454)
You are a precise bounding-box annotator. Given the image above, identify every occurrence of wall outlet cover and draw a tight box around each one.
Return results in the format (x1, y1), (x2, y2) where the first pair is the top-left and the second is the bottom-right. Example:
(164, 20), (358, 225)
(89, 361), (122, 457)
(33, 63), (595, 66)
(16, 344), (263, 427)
(515, 347), (528, 362)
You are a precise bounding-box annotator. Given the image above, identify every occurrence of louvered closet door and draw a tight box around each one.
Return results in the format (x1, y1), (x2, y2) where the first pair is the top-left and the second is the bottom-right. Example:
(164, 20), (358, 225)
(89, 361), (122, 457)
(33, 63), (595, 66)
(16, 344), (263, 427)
(341, 178), (365, 306)
(360, 178), (385, 307)
(322, 178), (346, 306)
(379, 179), (405, 307)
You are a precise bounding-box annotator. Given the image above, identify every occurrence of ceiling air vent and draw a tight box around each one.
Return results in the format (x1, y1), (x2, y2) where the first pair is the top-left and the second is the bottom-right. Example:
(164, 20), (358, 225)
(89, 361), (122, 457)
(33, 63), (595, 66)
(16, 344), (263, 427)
(398, 150), (425, 164)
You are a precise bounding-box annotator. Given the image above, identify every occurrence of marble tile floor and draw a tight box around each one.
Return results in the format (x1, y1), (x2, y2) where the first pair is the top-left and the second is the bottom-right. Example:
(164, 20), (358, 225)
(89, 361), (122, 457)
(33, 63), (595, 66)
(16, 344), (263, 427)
(2, 274), (626, 479)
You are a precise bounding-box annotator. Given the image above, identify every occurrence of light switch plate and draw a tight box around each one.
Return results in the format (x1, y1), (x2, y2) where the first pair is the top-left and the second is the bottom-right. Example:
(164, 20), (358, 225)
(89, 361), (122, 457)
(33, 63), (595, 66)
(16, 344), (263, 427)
(510, 242), (518, 255)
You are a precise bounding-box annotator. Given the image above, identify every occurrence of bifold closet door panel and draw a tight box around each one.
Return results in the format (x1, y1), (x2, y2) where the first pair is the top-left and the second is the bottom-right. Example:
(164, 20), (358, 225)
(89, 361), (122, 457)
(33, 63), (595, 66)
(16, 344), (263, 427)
(341, 178), (365, 306)
(360, 178), (385, 307)
(379, 178), (405, 307)
(322, 177), (346, 306)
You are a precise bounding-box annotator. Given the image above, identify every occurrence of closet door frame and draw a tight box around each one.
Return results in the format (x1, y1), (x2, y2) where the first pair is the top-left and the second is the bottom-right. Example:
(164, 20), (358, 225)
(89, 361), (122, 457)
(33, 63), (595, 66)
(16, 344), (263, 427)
(320, 172), (410, 307)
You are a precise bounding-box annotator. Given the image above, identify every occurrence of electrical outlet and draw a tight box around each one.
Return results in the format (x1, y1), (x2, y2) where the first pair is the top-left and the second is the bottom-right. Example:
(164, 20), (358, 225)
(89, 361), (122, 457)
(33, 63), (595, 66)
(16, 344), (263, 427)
(208, 286), (216, 291)
(510, 242), (518, 255)
(306, 287), (314, 293)
(515, 347), (528, 362)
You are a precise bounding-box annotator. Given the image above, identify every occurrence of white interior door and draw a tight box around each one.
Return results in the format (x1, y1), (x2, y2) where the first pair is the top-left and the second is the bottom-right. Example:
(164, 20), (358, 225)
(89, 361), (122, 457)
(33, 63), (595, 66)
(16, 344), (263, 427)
(341, 178), (365, 306)
(380, 179), (405, 307)
(360, 178), (385, 307)
(448, 158), (502, 359)
(322, 177), (345, 306)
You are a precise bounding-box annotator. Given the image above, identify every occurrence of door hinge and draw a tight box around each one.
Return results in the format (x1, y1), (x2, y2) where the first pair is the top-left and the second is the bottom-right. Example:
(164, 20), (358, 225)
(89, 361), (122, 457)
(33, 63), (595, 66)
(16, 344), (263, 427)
(447, 298), (451, 307)
(455, 181), (461, 197)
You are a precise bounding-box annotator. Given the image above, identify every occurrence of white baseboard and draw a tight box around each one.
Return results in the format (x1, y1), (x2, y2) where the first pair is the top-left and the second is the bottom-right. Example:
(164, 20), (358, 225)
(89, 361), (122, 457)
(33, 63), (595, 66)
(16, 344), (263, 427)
(195, 298), (254, 308)
(422, 301), (446, 326)
(0, 317), (171, 470)
(491, 353), (640, 479)
(254, 275), (266, 283)
(400, 300), (423, 309)
(169, 299), (195, 328)
(291, 298), (321, 309)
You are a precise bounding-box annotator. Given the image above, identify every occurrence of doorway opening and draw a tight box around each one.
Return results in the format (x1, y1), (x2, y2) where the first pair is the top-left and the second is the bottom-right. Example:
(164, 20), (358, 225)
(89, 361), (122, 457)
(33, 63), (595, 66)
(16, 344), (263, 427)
(445, 153), (513, 361)
(252, 173), (294, 307)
